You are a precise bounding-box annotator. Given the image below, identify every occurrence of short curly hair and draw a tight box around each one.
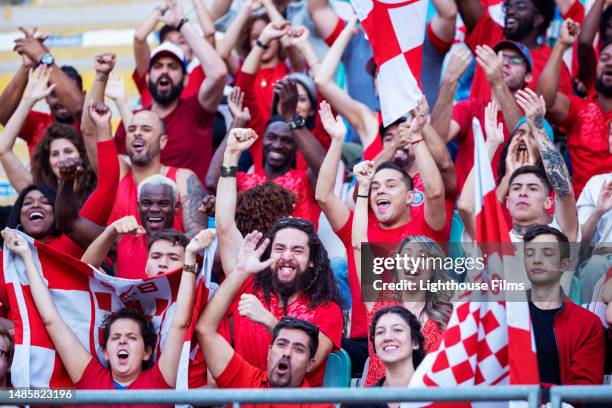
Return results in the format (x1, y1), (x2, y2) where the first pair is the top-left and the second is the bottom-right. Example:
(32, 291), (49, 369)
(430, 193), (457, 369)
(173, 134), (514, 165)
(101, 307), (157, 370)
(235, 182), (296, 236)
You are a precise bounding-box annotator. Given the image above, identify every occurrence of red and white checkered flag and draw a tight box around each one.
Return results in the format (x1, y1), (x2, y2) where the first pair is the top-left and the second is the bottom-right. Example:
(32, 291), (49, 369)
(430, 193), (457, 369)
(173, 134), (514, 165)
(406, 119), (539, 406)
(4, 231), (216, 389)
(350, 0), (427, 126)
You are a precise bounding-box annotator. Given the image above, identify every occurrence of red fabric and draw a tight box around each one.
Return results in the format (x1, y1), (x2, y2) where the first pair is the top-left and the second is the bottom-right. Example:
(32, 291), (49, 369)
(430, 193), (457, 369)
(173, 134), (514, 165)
(82, 140), (121, 226)
(108, 166), (183, 232)
(465, 11), (573, 102)
(561, 0), (584, 22)
(114, 95), (214, 182)
(225, 277), (342, 387)
(427, 21), (453, 54)
(334, 211), (447, 339)
(116, 234), (149, 279)
(132, 65), (205, 108)
(215, 352), (333, 408)
(561, 95), (612, 198)
(553, 300), (605, 385)
(364, 300), (443, 387)
(324, 17), (345, 46)
(237, 169), (320, 229)
(452, 98), (510, 190)
(18, 111), (81, 157)
(75, 358), (171, 408)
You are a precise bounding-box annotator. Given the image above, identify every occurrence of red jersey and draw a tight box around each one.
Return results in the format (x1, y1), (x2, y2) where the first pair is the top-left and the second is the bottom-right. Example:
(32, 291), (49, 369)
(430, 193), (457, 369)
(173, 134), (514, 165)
(465, 11), (573, 102)
(114, 95), (214, 182)
(237, 169), (320, 229)
(75, 358), (171, 408)
(452, 98), (510, 189)
(108, 166), (183, 232)
(334, 212), (447, 338)
(224, 277), (342, 387)
(19, 111), (80, 157)
(132, 65), (205, 108)
(215, 352), (334, 408)
(561, 95), (612, 198)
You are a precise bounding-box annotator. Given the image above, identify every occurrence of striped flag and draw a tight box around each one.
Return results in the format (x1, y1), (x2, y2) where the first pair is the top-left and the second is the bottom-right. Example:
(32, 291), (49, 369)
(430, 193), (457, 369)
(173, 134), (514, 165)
(349, 0), (427, 126)
(405, 119), (539, 405)
(4, 231), (217, 388)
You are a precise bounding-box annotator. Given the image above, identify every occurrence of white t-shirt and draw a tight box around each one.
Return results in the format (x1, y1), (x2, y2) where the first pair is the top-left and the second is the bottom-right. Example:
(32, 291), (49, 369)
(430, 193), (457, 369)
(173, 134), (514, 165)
(577, 172), (612, 246)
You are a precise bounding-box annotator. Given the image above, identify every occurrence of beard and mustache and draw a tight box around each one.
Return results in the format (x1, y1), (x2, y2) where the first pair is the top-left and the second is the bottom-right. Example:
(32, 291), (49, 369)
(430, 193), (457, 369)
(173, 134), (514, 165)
(147, 74), (184, 106)
(271, 259), (312, 305)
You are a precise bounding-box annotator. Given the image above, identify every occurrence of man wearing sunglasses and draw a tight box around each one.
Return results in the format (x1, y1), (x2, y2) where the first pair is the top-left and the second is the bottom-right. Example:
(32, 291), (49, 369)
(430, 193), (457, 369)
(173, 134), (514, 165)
(432, 39), (532, 192)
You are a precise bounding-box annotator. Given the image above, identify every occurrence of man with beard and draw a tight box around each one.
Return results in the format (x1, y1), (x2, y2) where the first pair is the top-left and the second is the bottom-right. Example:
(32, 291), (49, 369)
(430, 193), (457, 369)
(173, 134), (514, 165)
(455, 0), (572, 101)
(215, 220), (342, 387)
(0, 27), (84, 156)
(112, 0), (227, 182)
(539, 18), (612, 198)
(198, 229), (340, 396)
(432, 41), (529, 191)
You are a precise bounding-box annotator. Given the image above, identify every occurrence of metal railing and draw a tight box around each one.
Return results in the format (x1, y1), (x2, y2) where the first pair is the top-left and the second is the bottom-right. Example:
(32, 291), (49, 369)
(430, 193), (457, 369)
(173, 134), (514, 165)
(550, 385), (612, 408)
(0, 386), (543, 407)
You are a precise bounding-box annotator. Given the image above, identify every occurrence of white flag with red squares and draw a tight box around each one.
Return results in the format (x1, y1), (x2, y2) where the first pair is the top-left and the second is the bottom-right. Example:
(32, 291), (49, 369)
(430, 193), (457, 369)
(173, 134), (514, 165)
(350, 0), (427, 126)
(4, 231), (216, 388)
(405, 119), (539, 406)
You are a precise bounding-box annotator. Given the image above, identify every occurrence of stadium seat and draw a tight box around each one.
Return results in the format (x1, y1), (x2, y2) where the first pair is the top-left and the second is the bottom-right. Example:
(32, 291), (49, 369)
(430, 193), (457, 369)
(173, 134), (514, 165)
(323, 349), (352, 387)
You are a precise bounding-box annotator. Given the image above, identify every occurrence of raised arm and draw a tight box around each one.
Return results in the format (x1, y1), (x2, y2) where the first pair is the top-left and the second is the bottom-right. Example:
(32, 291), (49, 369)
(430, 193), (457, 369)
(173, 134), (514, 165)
(286, 26), (320, 75)
(105, 73), (133, 127)
(313, 17), (378, 147)
(352, 160), (374, 286)
(81, 216), (144, 267)
(430, 0), (458, 44)
(175, 169), (208, 239)
(191, 0), (217, 46)
(458, 103), (505, 239)
(197, 231), (276, 378)
(2, 229), (91, 384)
(454, 0), (484, 33)
(241, 21), (289, 75)
(14, 29), (84, 118)
(516, 89), (578, 242)
(163, 0), (227, 113)
(216, 128), (259, 275)
(577, 0), (604, 86)
(537, 19), (579, 125)
(0, 58), (33, 125)
(431, 47), (472, 142)
(308, 0), (341, 40)
(159, 229), (215, 386)
(475, 45), (523, 131)
(0, 66), (55, 192)
(423, 122), (457, 196)
(579, 179), (612, 247)
(134, 2), (167, 79)
(275, 78), (326, 182)
(81, 52), (116, 171)
(402, 101), (446, 231)
(315, 101), (351, 231)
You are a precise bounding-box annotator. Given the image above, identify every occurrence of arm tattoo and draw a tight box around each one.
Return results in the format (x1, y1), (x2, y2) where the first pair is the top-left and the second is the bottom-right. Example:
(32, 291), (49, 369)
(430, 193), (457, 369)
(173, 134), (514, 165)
(182, 174), (207, 237)
(533, 114), (544, 130)
(538, 139), (572, 197)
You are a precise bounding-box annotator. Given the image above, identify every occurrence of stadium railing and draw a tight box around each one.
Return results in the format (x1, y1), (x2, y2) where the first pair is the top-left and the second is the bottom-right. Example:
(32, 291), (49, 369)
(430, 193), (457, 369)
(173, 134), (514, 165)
(1, 385), (612, 407)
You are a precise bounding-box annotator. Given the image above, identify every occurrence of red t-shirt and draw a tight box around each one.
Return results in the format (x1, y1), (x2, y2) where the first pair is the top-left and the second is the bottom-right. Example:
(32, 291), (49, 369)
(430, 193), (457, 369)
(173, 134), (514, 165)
(561, 95), (612, 198)
(76, 358), (171, 408)
(114, 95), (214, 182)
(116, 234), (149, 279)
(215, 352), (333, 408)
(237, 169), (320, 229)
(465, 11), (573, 102)
(132, 65), (205, 108)
(452, 98), (510, 189)
(19, 111), (80, 157)
(108, 166), (183, 232)
(334, 212), (447, 338)
(224, 277), (342, 387)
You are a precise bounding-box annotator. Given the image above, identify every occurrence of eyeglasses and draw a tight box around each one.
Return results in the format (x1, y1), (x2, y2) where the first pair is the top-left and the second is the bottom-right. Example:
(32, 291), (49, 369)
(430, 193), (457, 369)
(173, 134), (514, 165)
(500, 54), (525, 66)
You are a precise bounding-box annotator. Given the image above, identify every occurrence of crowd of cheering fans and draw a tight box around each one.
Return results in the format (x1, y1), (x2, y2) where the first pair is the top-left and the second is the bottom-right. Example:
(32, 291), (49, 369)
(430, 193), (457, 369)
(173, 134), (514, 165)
(0, 0), (612, 400)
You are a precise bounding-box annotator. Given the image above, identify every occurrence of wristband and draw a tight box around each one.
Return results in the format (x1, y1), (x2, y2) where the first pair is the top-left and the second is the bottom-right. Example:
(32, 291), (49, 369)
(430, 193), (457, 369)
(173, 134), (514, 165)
(408, 139), (424, 146)
(176, 18), (189, 31)
(357, 194), (369, 198)
(256, 39), (270, 50)
(220, 165), (238, 177)
(183, 263), (198, 274)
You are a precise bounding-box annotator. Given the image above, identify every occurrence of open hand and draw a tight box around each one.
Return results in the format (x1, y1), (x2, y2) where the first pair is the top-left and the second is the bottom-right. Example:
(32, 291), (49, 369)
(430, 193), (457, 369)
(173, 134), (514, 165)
(319, 100), (346, 141)
(235, 231), (278, 275)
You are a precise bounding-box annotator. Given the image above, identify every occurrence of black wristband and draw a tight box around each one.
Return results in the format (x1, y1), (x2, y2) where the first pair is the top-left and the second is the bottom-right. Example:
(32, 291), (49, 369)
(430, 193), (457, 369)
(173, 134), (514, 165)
(256, 39), (270, 50)
(176, 18), (189, 31)
(357, 194), (369, 198)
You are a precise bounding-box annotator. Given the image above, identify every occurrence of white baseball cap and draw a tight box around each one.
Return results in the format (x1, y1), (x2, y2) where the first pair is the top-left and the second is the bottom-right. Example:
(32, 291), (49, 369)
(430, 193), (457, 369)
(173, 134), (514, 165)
(149, 42), (187, 71)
